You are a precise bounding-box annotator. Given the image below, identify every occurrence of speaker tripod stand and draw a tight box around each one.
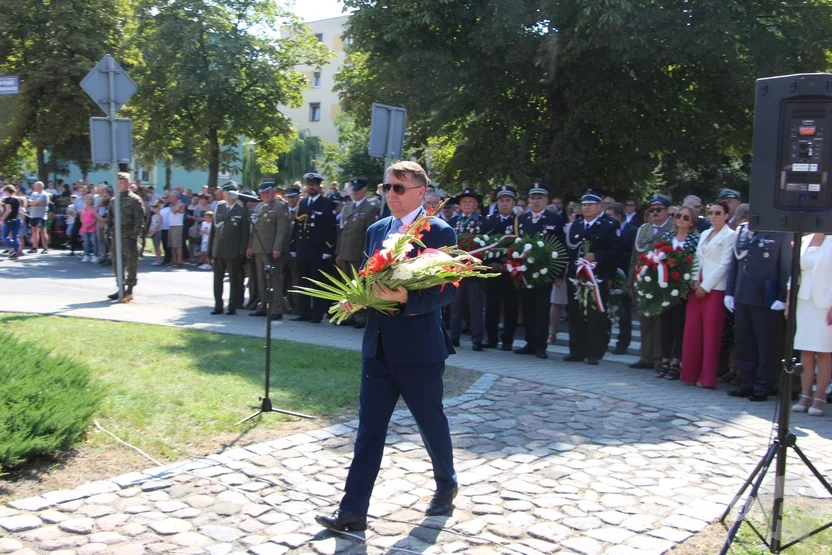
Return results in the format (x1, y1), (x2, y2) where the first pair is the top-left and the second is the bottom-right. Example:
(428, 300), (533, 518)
(719, 230), (832, 554)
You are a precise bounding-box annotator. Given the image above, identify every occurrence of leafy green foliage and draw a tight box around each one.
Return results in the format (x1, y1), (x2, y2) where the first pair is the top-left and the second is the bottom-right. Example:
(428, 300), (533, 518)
(269, 131), (324, 185)
(130, 0), (332, 188)
(318, 114), (385, 186)
(0, 332), (101, 470)
(337, 0), (832, 198)
(0, 0), (126, 180)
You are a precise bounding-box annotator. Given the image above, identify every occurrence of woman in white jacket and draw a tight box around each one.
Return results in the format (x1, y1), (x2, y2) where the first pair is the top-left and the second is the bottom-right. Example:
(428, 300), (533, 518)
(791, 233), (832, 416)
(681, 200), (735, 388)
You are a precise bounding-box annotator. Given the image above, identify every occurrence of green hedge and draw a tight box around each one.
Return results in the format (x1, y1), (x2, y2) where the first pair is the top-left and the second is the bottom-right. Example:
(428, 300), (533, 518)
(0, 331), (101, 470)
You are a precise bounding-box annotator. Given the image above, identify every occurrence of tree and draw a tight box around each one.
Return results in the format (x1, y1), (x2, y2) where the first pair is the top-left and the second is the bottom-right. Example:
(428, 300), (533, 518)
(268, 131), (323, 186)
(0, 0), (126, 181)
(336, 0), (832, 198)
(131, 0), (331, 189)
(318, 114), (384, 186)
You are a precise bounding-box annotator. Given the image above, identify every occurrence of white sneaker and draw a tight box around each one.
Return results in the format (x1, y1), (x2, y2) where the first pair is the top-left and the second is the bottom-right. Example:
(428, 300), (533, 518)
(81, 255), (90, 262)
(199, 264), (212, 270)
(91, 256), (99, 263)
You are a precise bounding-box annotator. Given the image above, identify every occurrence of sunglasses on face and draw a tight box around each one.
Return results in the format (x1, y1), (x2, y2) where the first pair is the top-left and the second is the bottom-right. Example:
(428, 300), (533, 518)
(382, 183), (423, 195)
(710, 210), (725, 216)
(675, 213), (691, 222)
(648, 207), (666, 214)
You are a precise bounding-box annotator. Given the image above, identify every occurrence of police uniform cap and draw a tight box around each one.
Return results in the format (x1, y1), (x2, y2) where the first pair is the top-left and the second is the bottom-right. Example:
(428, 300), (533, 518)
(717, 188), (740, 200)
(581, 188), (604, 203)
(495, 185), (517, 199)
(452, 187), (483, 205)
(221, 181), (240, 193)
(327, 191), (344, 202)
(648, 193), (672, 207)
(527, 182), (550, 196)
(284, 186), (301, 197)
(303, 172), (324, 183)
(239, 189), (260, 203)
(258, 182), (275, 193)
(349, 177), (368, 189)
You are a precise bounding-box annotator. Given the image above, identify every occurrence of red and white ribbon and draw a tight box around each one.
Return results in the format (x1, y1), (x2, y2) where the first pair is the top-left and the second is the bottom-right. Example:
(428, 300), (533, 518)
(638, 250), (668, 288)
(576, 257), (605, 312)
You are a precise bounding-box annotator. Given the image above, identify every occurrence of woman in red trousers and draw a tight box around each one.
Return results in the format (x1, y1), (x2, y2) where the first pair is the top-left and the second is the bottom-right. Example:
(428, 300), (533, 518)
(681, 201), (736, 388)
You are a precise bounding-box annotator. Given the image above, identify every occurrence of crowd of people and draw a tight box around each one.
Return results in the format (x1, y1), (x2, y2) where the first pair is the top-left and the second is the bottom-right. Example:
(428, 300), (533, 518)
(2, 171), (830, 415)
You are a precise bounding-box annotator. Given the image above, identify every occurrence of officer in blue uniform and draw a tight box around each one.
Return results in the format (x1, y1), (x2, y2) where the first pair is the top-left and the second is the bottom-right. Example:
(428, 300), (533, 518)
(725, 224), (791, 401)
(563, 189), (623, 365)
(449, 187), (486, 350)
(481, 185), (520, 350)
(292, 172), (338, 323)
(514, 183), (566, 359)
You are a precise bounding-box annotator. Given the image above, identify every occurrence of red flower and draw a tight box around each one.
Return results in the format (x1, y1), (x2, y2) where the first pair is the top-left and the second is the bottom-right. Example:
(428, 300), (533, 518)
(686, 255), (693, 264)
(667, 259), (677, 267)
(676, 246), (683, 252)
(639, 253), (648, 261)
(365, 249), (393, 275)
(671, 271), (681, 280)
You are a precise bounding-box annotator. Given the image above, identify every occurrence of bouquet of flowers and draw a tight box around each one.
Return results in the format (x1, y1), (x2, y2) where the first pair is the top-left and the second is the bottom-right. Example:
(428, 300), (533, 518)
(634, 240), (695, 317)
(570, 240), (606, 316)
(504, 233), (567, 289)
(292, 210), (498, 324)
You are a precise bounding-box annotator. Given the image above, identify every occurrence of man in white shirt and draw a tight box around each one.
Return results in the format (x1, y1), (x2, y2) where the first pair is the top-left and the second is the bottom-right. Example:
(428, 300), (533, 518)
(160, 194), (172, 265)
(27, 181), (50, 254)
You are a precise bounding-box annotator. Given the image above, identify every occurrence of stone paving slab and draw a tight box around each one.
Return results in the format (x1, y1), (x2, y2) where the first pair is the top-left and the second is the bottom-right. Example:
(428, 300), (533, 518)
(2, 374), (830, 555)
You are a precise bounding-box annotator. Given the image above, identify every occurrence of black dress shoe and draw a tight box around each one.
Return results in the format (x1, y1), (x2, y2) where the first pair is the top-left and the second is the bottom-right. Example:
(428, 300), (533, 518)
(612, 345), (628, 355)
(211, 308), (224, 315)
(108, 291), (121, 300)
(728, 387), (754, 398)
(226, 309), (236, 315)
(514, 344), (535, 355)
(629, 361), (654, 370)
(536, 349), (548, 359)
(499, 343), (513, 351)
(563, 354), (584, 362)
(586, 358), (600, 366)
(270, 314), (283, 321)
(309, 319), (322, 324)
(472, 342), (483, 352)
(249, 312), (266, 317)
(314, 509), (367, 532)
(749, 393), (768, 402)
(451, 339), (460, 347)
(426, 484), (458, 516)
(292, 316), (310, 322)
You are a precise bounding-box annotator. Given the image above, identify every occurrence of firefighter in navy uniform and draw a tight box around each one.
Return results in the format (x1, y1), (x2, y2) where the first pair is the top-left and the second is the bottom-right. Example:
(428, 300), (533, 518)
(292, 172), (338, 323)
(563, 189), (623, 365)
(513, 183), (566, 359)
(449, 187), (486, 350)
(481, 185), (520, 351)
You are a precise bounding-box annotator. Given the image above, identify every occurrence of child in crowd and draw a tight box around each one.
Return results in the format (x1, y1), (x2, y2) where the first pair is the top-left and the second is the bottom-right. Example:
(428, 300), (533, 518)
(148, 202), (163, 266)
(199, 211), (212, 270)
(80, 194), (99, 262)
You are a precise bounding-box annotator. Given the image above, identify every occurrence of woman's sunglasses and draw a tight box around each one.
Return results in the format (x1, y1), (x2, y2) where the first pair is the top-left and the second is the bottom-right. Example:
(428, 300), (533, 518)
(675, 213), (691, 222)
(382, 183), (423, 195)
(709, 210), (725, 216)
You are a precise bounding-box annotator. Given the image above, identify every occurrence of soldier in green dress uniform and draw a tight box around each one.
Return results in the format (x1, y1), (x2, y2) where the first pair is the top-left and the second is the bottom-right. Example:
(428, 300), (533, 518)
(247, 182), (292, 320)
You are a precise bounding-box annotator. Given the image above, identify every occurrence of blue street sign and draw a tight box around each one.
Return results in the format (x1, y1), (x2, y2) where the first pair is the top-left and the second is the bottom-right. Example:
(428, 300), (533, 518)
(0, 76), (20, 95)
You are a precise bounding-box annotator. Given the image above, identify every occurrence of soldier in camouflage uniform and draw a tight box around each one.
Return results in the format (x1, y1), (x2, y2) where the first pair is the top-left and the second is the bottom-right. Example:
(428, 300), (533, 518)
(247, 182), (293, 320)
(107, 172), (147, 300)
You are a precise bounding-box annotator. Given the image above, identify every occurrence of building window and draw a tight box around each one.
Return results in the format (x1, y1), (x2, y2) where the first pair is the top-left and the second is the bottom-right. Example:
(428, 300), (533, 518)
(312, 71), (322, 88)
(314, 33), (323, 42)
(309, 103), (321, 122)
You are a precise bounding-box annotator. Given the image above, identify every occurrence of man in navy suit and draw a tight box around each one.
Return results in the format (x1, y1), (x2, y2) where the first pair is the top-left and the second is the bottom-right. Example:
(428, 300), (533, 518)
(315, 161), (459, 532)
(605, 202), (637, 354)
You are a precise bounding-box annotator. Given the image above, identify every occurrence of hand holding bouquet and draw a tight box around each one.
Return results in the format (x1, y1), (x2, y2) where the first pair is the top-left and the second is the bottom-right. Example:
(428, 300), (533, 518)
(292, 210), (498, 324)
(505, 233), (567, 289)
(634, 240), (695, 317)
(570, 240), (606, 315)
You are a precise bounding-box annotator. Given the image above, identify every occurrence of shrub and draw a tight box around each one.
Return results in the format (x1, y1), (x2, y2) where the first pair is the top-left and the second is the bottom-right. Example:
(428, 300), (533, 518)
(0, 331), (101, 470)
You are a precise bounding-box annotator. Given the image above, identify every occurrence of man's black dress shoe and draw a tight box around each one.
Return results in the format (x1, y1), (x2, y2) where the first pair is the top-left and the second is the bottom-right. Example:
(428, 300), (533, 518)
(426, 485), (459, 516)
(309, 319), (322, 324)
(612, 345), (628, 355)
(292, 316), (310, 322)
(210, 308), (224, 315)
(749, 393), (768, 402)
(586, 358), (600, 366)
(472, 342), (483, 352)
(563, 354), (583, 362)
(226, 309), (236, 315)
(314, 509), (367, 532)
(728, 387), (753, 398)
(451, 339), (461, 347)
(108, 291), (121, 301)
(629, 361), (654, 370)
(514, 344), (535, 355)
(536, 349), (548, 359)
(270, 314), (283, 321)
(499, 343), (513, 351)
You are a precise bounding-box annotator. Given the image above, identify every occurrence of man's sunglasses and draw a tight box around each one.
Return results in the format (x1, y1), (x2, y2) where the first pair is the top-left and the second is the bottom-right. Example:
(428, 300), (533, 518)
(675, 213), (691, 222)
(648, 207), (666, 214)
(382, 183), (423, 195)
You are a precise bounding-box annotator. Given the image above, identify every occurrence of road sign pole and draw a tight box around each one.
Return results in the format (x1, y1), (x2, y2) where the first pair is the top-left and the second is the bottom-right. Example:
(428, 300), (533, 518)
(108, 55), (124, 300)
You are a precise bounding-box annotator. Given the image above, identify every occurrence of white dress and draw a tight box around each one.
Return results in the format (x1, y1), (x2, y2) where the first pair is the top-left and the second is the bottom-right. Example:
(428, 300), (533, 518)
(794, 243), (832, 352)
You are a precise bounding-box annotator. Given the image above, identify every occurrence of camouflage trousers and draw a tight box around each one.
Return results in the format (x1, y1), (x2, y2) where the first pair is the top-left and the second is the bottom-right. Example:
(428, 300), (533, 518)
(111, 236), (140, 287)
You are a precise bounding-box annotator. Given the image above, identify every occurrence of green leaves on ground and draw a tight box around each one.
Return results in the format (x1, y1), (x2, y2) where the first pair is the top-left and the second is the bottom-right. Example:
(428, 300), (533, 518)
(0, 331), (102, 470)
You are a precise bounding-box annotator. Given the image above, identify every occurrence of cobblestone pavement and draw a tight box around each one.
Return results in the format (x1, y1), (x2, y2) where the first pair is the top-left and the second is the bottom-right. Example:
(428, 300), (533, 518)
(2, 373), (830, 555)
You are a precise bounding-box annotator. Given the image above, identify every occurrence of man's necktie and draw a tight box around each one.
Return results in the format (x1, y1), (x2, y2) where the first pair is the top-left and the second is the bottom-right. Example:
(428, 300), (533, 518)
(388, 218), (402, 237)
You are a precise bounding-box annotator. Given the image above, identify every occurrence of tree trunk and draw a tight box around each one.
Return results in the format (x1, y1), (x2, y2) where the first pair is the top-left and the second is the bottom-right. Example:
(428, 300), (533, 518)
(165, 163), (172, 189)
(36, 146), (48, 183)
(207, 126), (220, 189)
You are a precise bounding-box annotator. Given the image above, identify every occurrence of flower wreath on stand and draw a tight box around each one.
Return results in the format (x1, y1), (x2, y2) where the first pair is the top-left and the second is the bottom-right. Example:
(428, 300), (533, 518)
(504, 233), (567, 289)
(634, 240), (695, 317)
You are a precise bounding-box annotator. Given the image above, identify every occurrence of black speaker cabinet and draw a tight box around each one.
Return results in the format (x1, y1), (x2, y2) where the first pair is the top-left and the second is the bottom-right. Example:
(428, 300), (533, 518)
(749, 73), (832, 233)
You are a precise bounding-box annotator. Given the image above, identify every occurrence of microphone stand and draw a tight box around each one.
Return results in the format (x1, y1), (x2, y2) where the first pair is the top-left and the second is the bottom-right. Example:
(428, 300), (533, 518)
(238, 200), (314, 424)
